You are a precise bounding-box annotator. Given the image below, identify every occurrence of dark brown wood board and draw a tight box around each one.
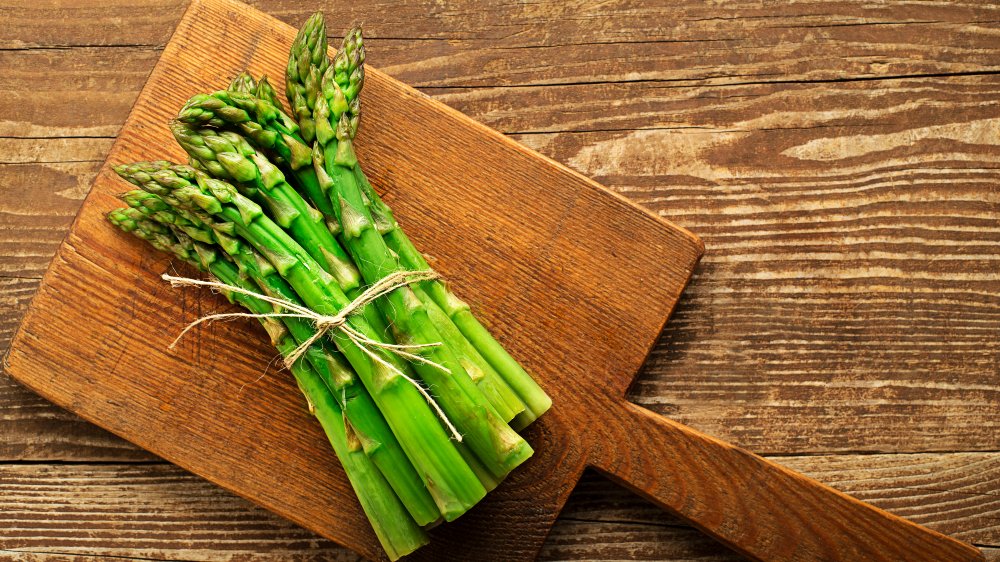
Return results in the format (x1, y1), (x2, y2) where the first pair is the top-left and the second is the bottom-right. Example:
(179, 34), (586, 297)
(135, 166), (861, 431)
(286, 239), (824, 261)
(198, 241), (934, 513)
(1, 0), (984, 561)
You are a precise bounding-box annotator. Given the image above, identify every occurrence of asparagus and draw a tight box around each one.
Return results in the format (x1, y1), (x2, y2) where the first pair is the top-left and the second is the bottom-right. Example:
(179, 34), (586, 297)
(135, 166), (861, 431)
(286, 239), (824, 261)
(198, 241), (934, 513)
(119, 186), (441, 526)
(104, 9), (559, 559)
(254, 76), (285, 110)
(286, 24), (527, 422)
(228, 73), (284, 113)
(116, 162), (486, 519)
(170, 123), (398, 346)
(286, 12), (329, 145)
(228, 72), (257, 95)
(288, 22), (547, 428)
(196, 65), (525, 421)
(107, 210), (428, 559)
(177, 98), (530, 420)
(310, 34), (532, 480)
(361, 175), (552, 428)
(178, 85), (526, 423)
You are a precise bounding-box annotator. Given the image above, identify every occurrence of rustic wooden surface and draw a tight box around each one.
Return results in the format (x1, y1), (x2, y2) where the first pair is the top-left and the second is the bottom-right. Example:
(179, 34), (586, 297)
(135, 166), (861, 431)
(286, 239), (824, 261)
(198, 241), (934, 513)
(1, 0), (998, 560)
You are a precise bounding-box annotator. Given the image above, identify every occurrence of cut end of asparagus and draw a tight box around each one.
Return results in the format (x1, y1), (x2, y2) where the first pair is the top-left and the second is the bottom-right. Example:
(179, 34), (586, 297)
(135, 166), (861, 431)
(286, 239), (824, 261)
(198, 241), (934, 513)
(509, 392), (553, 431)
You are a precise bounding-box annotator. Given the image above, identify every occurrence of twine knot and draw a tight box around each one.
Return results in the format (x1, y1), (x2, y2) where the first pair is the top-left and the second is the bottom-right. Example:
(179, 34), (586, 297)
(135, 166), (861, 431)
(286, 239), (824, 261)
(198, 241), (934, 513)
(160, 269), (463, 441)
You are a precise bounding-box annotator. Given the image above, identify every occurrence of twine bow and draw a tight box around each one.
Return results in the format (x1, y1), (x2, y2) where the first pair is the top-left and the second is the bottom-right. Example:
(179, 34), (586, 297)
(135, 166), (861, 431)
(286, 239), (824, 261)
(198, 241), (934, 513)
(161, 270), (463, 441)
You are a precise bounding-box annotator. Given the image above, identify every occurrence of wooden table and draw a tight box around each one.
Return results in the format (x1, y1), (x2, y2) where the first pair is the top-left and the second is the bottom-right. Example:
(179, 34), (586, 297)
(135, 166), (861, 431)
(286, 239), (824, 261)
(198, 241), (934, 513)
(2, 1), (998, 560)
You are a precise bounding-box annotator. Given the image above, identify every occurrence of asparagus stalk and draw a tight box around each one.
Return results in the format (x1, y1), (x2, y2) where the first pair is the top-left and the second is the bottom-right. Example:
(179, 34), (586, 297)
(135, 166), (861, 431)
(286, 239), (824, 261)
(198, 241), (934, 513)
(119, 186), (441, 526)
(287, 20), (545, 428)
(285, 12), (329, 145)
(107, 210), (428, 559)
(361, 174), (552, 428)
(176, 86), (526, 423)
(254, 76), (285, 110)
(220, 47), (541, 437)
(116, 162), (486, 519)
(170, 123), (394, 344)
(227, 73), (285, 115)
(312, 39), (532, 479)
(178, 90), (338, 222)
(336, 23), (548, 425)
(340, 45), (549, 426)
(228, 72), (257, 95)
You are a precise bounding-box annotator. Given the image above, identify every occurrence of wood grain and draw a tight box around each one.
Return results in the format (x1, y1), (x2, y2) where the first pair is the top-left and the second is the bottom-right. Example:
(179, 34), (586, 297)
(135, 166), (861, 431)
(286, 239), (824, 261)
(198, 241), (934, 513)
(2, 0), (998, 560)
(2, 454), (997, 561)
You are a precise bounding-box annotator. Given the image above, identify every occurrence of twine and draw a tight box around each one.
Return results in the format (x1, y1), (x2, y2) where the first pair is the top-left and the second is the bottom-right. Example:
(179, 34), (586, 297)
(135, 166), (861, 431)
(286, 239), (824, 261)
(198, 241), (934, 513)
(161, 270), (462, 441)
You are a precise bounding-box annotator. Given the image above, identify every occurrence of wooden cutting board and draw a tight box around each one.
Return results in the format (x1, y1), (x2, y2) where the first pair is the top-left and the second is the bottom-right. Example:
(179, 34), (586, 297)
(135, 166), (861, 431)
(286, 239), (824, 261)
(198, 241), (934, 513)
(3, 1), (984, 560)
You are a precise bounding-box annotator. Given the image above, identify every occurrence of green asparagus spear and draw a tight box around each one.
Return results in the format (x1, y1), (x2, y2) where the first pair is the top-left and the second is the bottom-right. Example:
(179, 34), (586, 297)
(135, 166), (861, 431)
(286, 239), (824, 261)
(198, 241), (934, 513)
(132, 171), (512, 482)
(361, 174), (552, 428)
(170, 122), (359, 292)
(178, 89), (336, 220)
(286, 12), (329, 144)
(312, 32), (532, 479)
(255, 76), (285, 110)
(287, 18), (543, 426)
(170, 123), (396, 346)
(339, 27), (550, 426)
(228, 72), (257, 95)
(174, 92), (522, 421)
(227, 73), (286, 122)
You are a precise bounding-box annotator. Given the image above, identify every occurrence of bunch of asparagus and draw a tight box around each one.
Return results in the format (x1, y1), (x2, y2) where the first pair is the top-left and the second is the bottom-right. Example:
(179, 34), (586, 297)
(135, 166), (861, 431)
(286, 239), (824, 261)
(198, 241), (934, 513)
(106, 11), (550, 560)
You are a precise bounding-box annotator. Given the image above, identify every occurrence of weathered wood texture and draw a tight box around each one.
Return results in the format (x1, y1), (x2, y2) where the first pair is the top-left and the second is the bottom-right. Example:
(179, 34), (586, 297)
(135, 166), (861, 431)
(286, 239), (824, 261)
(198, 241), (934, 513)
(2, 454), (998, 561)
(1, 0), (998, 560)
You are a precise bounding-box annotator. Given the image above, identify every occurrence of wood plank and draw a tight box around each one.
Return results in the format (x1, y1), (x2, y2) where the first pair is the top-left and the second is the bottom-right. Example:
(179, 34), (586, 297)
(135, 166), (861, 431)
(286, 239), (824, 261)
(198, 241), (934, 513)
(0, 158), (100, 278)
(8, 44), (1000, 139)
(10, 1), (986, 560)
(0, 375), (150, 462)
(5, 1), (1000, 59)
(0, 463), (361, 562)
(1, 278), (39, 352)
(0, 155), (145, 463)
(433, 74), (1000, 133)
(514, 120), (1000, 455)
(1, 454), (996, 560)
(0, 48), (159, 138)
(0, 1), (998, 140)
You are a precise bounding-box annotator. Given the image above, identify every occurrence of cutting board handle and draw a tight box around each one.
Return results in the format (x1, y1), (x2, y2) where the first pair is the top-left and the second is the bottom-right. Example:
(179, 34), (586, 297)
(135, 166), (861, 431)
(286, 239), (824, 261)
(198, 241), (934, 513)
(590, 401), (983, 562)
